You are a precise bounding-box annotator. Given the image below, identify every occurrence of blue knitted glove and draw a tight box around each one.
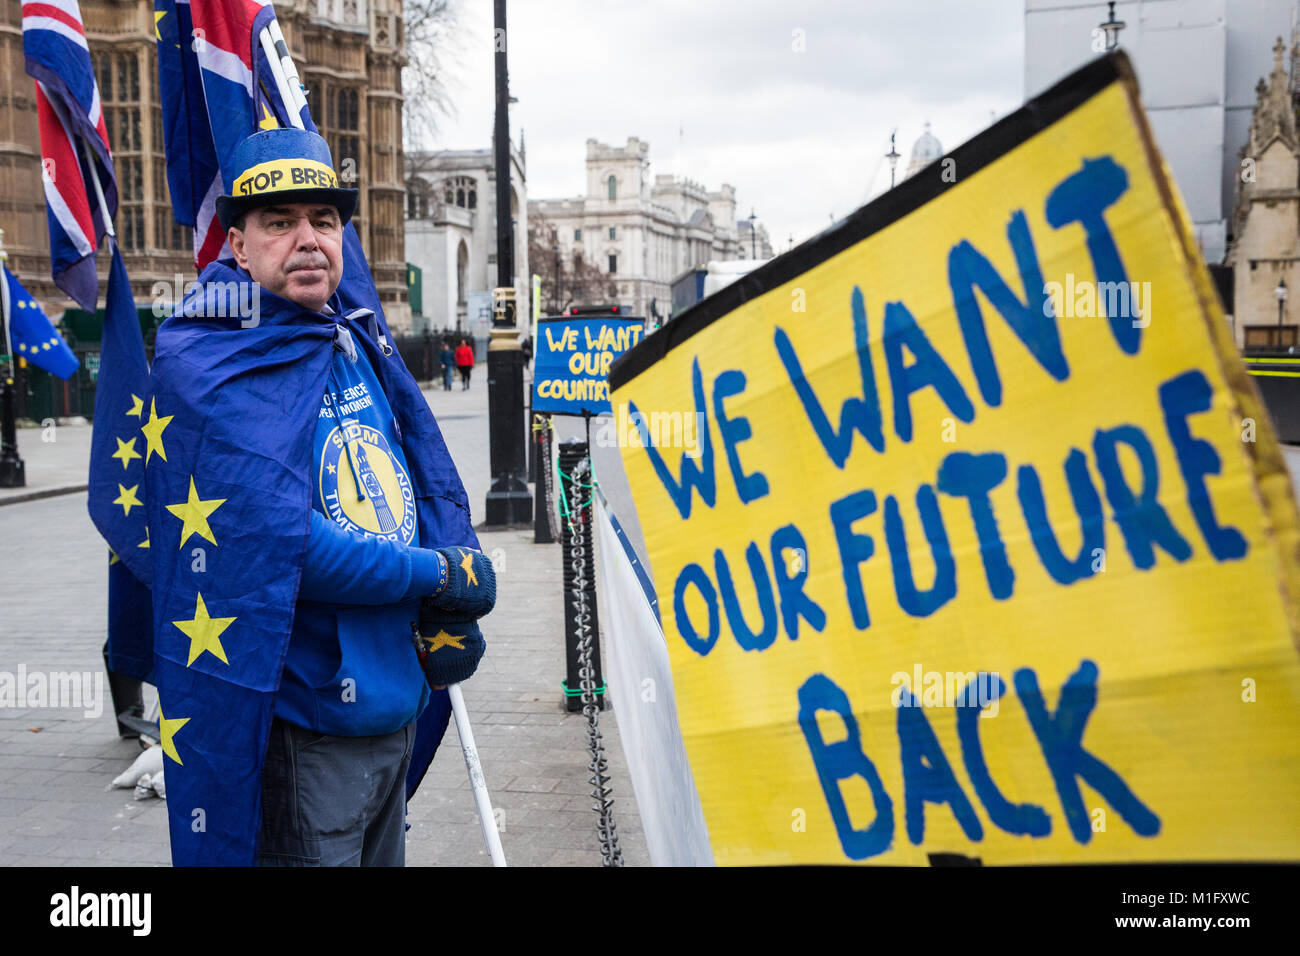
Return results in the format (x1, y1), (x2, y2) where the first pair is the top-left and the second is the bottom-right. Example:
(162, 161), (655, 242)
(414, 603), (485, 687)
(428, 546), (497, 618)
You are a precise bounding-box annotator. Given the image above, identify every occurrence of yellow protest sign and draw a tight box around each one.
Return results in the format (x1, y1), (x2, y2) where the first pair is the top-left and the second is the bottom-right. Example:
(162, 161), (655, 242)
(608, 53), (1300, 865)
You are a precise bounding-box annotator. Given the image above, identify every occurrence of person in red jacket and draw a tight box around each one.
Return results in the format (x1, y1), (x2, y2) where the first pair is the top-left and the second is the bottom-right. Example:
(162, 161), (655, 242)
(454, 339), (475, 390)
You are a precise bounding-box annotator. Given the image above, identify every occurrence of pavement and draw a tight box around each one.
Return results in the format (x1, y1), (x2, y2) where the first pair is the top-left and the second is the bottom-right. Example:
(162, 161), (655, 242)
(0, 364), (650, 867)
(0, 418), (91, 506)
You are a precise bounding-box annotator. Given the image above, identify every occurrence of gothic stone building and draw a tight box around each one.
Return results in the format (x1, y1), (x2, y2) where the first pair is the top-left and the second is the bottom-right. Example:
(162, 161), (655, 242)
(1227, 37), (1300, 350)
(0, 0), (410, 330)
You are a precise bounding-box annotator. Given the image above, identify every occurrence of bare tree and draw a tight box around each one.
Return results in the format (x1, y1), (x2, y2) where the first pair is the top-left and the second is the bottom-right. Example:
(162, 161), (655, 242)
(403, 0), (461, 151)
(529, 213), (618, 315)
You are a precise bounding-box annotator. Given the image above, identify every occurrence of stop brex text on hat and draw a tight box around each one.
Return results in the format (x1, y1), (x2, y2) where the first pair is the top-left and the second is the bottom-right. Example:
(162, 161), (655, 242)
(216, 127), (358, 230)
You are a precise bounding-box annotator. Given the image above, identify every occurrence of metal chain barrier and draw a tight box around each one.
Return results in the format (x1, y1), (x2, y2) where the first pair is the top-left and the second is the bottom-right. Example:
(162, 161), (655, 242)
(560, 456), (623, 866)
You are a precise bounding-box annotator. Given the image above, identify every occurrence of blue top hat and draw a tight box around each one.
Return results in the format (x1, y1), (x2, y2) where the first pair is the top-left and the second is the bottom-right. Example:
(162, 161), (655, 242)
(215, 128), (359, 231)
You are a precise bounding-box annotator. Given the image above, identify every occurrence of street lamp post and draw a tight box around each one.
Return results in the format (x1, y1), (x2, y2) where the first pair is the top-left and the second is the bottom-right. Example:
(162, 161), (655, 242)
(485, 0), (531, 526)
(1276, 278), (1288, 349)
(552, 240), (561, 314)
(747, 208), (757, 259)
(0, 228), (26, 489)
(886, 129), (901, 189)
(1098, 1), (1126, 51)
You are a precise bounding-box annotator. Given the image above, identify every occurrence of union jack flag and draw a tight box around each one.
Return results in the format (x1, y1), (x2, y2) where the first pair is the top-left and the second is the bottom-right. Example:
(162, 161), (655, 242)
(156, 0), (383, 328)
(21, 0), (117, 311)
(155, 0), (273, 269)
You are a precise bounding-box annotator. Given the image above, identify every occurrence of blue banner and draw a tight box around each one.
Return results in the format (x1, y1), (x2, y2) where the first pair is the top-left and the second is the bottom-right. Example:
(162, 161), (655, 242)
(532, 316), (644, 417)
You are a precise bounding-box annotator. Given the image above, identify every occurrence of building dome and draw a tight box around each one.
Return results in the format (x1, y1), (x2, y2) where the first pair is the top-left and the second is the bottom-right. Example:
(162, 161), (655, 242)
(905, 122), (943, 178)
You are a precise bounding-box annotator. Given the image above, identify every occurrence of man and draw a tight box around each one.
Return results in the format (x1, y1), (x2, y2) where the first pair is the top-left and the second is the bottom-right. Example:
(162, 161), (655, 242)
(145, 128), (495, 866)
(438, 339), (455, 391)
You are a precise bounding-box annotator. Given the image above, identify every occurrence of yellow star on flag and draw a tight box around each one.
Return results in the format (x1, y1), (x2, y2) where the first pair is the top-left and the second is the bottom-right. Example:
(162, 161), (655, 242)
(459, 549), (478, 586)
(141, 397), (173, 464)
(111, 436), (142, 470)
(154, 8), (165, 41)
(108, 547), (119, 566)
(158, 706), (190, 765)
(126, 394), (144, 418)
(139, 528), (150, 550)
(421, 629), (466, 654)
(172, 592), (235, 667)
(114, 483), (143, 517)
(165, 477), (226, 547)
(258, 101), (280, 130)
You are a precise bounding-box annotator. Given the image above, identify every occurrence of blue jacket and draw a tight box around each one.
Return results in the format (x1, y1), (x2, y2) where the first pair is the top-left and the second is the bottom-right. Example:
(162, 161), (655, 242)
(145, 258), (477, 865)
(277, 329), (446, 735)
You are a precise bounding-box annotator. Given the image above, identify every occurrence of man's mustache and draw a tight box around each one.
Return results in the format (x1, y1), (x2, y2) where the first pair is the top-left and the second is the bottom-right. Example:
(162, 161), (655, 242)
(285, 255), (329, 273)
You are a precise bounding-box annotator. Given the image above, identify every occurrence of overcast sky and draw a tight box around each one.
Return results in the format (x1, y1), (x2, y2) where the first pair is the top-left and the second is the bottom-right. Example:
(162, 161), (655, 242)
(427, 0), (1028, 252)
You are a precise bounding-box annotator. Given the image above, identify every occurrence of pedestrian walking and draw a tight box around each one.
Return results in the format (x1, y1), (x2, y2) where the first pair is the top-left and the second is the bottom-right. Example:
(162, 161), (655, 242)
(455, 339), (475, 390)
(438, 340), (455, 391)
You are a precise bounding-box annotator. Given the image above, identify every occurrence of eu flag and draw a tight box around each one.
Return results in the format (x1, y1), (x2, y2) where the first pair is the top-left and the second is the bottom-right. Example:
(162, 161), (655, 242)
(87, 247), (154, 680)
(2, 265), (78, 380)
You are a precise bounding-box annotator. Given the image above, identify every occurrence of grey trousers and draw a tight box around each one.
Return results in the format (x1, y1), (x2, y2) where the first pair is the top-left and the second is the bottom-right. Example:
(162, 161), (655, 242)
(257, 716), (416, 867)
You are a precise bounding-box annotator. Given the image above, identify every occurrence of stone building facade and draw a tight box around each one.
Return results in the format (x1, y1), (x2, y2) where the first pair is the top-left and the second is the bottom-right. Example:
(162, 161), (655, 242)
(530, 137), (760, 323)
(403, 143), (528, 337)
(0, 0), (410, 329)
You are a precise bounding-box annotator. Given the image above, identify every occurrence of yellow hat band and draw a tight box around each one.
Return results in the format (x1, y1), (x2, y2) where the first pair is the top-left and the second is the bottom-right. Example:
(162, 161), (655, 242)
(232, 158), (339, 198)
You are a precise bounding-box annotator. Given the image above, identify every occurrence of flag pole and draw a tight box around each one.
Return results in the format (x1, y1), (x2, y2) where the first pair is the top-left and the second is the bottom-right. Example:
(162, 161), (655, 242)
(0, 229), (14, 383)
(448, 682), (507, 866)
(78, 136), (115, 245)
(0, 228), (26, 488)
(258, 28), (304, 129)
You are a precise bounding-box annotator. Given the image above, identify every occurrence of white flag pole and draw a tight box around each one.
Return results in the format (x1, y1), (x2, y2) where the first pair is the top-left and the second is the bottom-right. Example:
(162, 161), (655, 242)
(258, 27), (305, 130)
(448, 682), (507, 866)
(77, 134), (115, 243)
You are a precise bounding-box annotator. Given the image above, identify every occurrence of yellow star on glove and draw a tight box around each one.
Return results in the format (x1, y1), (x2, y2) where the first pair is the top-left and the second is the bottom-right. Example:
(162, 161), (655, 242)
(421, 629), (465, 653)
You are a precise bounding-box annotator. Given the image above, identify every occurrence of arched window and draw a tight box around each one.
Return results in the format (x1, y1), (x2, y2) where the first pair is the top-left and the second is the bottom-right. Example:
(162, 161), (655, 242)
(607, 174), (617, 200)
(456, 240), (469, 305)
(406, 181), (432, 219)
(443, 176), (477, 210)
(334, 88), (359, 131)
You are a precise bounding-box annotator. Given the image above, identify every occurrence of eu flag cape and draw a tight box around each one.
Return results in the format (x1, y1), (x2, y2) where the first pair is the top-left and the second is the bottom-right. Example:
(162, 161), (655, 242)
(145, 259), (477, 866)
(87, 247), (155, 681)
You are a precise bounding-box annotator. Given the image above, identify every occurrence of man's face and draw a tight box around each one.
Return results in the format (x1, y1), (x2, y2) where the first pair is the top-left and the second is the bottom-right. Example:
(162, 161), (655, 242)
(228, 202), (344, 312)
